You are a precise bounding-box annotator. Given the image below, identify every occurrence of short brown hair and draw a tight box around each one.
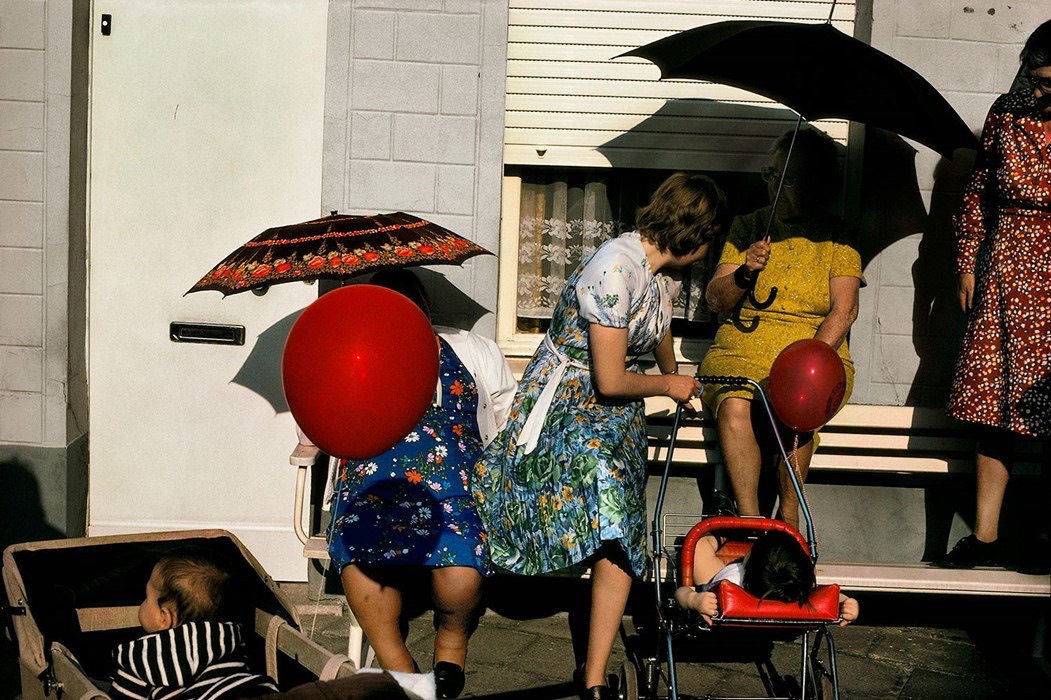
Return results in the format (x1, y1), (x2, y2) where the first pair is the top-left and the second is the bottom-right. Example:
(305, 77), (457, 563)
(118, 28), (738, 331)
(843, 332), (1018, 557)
(635, 172), (729, 257)
(154, 547), (232, 623)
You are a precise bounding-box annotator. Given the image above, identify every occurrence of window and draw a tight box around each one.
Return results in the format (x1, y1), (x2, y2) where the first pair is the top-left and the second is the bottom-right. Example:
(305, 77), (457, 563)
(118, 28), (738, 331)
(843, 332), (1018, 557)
(498, 0), (859, 358)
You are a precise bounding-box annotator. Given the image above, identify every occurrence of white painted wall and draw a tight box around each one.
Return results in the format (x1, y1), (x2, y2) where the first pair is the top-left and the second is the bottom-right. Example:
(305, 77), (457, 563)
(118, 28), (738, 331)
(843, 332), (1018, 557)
(86, 0), (328, 581)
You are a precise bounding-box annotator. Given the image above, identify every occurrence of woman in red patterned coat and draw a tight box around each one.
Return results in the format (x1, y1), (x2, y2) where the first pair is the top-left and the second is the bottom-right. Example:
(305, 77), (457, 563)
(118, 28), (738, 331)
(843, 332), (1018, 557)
(934, 19), (1051, 570)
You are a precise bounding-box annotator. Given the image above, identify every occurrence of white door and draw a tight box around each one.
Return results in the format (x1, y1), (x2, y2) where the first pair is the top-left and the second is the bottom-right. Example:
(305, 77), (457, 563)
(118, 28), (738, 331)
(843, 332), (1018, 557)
(88, 0), (328, 581)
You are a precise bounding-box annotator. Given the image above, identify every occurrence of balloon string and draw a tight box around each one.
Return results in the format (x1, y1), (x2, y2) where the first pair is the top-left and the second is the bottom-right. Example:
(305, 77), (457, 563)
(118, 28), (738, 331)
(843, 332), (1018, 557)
(788, 433), (819, 554)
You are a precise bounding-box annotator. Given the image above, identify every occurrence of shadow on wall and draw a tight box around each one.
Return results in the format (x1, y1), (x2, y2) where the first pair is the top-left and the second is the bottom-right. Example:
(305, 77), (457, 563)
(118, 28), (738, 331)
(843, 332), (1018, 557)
(854, 127), (974, 407)
(0, 458), (64, 556)
(231, 270), (493, 416)
(1, 458), (64, 700)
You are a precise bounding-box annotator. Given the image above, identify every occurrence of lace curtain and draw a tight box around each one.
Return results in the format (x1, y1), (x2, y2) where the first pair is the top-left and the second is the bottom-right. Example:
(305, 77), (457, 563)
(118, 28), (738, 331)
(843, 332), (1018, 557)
(516, 169), (714, 325)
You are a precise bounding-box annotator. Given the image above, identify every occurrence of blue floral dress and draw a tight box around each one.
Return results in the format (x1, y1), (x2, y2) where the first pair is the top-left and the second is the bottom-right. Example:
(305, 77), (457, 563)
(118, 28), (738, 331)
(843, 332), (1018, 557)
(473, 233), (680, 578)
(328, 338), (492, 575)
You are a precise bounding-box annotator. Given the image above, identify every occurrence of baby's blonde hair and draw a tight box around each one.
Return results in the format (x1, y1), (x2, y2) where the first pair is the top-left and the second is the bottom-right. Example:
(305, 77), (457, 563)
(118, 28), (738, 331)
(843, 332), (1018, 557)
(153, 548), (232, 623)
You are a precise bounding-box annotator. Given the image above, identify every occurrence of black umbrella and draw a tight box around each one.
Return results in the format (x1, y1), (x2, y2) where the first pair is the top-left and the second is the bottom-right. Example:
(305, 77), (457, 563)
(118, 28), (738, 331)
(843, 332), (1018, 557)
(618, 20), (978, 160)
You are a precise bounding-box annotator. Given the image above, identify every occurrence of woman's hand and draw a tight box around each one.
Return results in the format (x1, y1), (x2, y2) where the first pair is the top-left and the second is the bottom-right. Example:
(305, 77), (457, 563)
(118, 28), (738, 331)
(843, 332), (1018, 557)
(743, 240), (771, 274)
(665, 373), (702, 403)
(957, 272), (976, 312)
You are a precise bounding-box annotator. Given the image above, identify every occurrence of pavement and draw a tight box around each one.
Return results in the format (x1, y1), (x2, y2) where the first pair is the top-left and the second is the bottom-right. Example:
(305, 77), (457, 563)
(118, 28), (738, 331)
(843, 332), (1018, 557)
(2, 571), (1046, 699)
(283, 574), (1050, 700)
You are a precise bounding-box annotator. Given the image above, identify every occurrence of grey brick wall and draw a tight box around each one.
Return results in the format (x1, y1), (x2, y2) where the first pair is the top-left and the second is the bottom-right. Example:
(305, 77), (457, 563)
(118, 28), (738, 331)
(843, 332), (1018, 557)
(851, 0), (1047, 407)
(1, 0), (48, 445)
(322, 0), (506, 336)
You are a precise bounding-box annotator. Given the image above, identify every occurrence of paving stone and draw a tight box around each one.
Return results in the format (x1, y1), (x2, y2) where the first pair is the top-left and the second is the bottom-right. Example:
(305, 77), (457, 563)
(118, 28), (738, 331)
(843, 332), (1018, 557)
(897, 667), (1011, 700)
(271, 583), (1048, 699)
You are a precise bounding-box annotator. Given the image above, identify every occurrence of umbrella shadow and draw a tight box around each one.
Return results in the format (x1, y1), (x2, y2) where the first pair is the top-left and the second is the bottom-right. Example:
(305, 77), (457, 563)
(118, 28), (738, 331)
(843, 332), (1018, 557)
(232, 270), (492, 414)
(231, 308), (305, 414)
(597, 99), (805, 170)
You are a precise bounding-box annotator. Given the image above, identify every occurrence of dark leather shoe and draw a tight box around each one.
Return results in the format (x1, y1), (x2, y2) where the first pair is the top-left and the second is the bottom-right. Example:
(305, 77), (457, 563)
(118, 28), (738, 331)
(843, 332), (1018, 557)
(574, 667), (613, 700)
(434, 661), (465, 699)
(581, 685), (613, 700)
(930, 535), (1000, 569)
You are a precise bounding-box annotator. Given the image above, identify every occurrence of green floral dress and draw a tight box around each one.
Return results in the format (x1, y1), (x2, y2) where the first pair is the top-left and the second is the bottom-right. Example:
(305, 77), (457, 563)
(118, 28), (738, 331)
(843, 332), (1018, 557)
(473, 232), (679, 577)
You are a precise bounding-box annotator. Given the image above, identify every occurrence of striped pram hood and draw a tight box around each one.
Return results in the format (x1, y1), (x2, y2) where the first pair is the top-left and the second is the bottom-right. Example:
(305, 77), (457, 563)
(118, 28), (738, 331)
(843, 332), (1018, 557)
(110, 620), (278, 700)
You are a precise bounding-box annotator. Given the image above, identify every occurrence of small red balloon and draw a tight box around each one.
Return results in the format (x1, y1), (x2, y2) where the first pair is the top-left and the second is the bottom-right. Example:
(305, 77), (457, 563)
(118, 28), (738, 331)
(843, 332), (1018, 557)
(768, 339), (846, 432)
(282, 285), (438, 460)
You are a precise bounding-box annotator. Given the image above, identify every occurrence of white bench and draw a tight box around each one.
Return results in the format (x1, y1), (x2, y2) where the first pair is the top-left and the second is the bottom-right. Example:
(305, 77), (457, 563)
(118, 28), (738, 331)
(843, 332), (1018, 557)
(292, 400), (1049, 600)
(644, 396), (1049, 598)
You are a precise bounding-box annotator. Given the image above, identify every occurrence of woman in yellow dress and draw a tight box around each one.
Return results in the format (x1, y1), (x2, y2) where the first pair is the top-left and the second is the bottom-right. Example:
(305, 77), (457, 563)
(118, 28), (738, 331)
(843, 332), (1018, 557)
(700, 127), (864, 529)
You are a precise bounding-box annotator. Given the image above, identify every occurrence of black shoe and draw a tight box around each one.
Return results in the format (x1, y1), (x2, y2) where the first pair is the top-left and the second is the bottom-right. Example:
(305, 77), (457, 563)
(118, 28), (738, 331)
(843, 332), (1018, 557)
(581, 687), (613, 700)
(434, 662), (465, 699)
(574, 667), (613, 700)
(930, 535), (1000, 569)
(706, 489), (738, 517)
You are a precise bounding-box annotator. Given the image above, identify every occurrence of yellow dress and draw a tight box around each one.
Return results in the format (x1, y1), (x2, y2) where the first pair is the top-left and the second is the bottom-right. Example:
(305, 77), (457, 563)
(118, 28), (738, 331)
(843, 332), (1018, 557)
(700, 206), (864, 417)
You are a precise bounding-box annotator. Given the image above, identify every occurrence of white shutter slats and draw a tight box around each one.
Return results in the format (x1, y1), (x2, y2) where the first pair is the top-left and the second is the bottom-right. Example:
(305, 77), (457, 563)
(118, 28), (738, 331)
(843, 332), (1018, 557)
(509, 1), (856, 23)
(505, 0), (856, 170)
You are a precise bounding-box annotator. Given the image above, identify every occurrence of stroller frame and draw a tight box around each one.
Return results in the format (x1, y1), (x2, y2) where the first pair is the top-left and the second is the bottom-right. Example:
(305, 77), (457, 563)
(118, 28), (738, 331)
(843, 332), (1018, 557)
(625, 376), (841, 700)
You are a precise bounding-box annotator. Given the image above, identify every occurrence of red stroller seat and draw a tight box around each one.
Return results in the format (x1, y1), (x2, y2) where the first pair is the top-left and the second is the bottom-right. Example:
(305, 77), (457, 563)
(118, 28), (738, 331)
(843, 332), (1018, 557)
(679, 516), (841, 628)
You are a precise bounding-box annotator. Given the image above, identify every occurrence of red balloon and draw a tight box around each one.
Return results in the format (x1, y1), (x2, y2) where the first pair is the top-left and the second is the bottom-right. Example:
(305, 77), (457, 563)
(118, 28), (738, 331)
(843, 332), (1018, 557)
(282, 285), (438, 460)
(768, 339), (846, 432)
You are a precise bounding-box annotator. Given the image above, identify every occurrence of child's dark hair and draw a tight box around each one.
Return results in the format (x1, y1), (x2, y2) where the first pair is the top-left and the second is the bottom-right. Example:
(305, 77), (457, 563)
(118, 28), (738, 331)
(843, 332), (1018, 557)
(741, 530), (815, 605)
(153, 547), (233, 623)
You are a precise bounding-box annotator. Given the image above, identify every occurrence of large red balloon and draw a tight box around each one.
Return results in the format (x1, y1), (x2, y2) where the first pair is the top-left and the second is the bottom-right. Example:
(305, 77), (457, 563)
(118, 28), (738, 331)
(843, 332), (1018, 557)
(768, 339), (846, 432)
(282, 285), (438, 460)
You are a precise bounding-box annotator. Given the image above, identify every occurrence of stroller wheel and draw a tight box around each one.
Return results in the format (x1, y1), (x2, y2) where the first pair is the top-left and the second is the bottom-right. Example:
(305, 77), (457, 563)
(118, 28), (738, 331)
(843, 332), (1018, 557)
(617, 661), (639, 700)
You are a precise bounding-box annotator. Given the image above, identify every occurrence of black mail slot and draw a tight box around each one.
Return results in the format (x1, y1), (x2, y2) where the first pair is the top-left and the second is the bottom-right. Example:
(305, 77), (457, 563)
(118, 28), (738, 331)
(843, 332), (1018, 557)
(170, 322), (245, 346)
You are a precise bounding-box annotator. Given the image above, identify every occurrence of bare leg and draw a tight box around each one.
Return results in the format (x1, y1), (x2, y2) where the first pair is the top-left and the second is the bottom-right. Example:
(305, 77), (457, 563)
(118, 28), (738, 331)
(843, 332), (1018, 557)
(583, 553), (632, 688)
(776, 437), (815, 530)
(973, 450), (1010, 543)
(431, 566), (484, 668)
(717, 398), (762, 517)
(340, 565), (415, 672)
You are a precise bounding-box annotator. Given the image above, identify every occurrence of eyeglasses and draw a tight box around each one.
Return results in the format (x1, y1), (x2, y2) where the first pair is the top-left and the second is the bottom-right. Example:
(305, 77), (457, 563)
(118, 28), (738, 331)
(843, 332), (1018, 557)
(1024, 73), (1051, 92)
(760, 166), (797, 188)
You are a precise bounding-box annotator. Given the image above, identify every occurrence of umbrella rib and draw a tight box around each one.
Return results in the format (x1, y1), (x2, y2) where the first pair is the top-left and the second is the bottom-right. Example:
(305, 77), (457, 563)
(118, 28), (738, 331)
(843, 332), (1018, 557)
(244, 219), (437, 248)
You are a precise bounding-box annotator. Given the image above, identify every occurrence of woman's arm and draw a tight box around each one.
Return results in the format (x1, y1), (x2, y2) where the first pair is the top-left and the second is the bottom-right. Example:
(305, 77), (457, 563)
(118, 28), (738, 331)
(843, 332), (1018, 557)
(590, 324), (699, 402)
(653, 331), (678, 376)
(704, 240), (770, 314)
(813, 275), (860, 350)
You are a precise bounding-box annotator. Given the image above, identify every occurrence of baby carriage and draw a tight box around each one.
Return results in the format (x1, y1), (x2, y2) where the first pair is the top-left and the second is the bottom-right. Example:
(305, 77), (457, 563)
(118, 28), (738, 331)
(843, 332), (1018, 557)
(622, 377), (844, 700)
(2, 529), (359, 700)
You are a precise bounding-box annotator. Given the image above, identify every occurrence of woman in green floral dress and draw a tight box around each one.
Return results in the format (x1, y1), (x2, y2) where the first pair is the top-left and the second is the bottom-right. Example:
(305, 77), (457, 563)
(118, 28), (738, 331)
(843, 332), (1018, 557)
(474, 173), (729, 700)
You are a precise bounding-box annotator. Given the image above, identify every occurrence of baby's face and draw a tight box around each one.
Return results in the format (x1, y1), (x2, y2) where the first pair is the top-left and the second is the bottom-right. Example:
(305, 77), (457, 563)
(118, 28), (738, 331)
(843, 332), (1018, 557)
(138, 566), (172, 633)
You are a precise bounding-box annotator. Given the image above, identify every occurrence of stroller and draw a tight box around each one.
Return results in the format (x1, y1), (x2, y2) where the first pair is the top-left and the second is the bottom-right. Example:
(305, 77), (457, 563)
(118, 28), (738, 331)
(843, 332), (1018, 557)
(2, 529), (360, 700)
(621, 377), (844, 700)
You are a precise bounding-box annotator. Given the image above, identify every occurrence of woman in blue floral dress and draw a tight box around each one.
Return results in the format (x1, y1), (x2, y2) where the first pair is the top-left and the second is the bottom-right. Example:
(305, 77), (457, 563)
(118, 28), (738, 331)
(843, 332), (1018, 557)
(473, 173), (729, 700)
(327, 270), (515, 698)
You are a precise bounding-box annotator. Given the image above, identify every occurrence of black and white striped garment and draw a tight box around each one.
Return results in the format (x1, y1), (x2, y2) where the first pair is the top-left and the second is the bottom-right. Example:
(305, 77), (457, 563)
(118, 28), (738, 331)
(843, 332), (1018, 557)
(110, 621), (279, 700)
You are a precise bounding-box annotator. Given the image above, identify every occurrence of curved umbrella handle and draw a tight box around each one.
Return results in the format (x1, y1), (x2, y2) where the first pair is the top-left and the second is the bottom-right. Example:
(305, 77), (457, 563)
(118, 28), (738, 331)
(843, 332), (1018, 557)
(747, 278), (778, 308)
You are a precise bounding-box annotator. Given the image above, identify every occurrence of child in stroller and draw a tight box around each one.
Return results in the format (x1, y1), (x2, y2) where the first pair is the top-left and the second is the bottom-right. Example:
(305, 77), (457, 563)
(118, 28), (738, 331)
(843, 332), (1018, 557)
(109, 546), (279, 700)
(673, 525), (859, 627)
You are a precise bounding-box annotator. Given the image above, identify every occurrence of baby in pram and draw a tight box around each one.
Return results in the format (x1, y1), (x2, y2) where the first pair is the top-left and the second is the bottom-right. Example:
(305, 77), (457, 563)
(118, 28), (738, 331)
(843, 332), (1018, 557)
(674, 529), (859, 627)
(110, 546), (280, 700)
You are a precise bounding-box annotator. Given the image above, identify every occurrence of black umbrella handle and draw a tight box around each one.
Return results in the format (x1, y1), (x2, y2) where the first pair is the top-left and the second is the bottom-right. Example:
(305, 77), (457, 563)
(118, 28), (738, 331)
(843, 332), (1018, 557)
(748, 278), (778, 308)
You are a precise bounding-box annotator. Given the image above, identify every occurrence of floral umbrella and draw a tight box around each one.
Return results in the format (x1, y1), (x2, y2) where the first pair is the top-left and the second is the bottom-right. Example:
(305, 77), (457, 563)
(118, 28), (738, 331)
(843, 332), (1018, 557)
(187, 211), (492, 296)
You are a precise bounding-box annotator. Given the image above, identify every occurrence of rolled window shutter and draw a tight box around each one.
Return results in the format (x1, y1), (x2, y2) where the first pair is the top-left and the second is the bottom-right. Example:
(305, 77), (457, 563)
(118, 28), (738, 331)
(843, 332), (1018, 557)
(504, 0), (856, 171)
